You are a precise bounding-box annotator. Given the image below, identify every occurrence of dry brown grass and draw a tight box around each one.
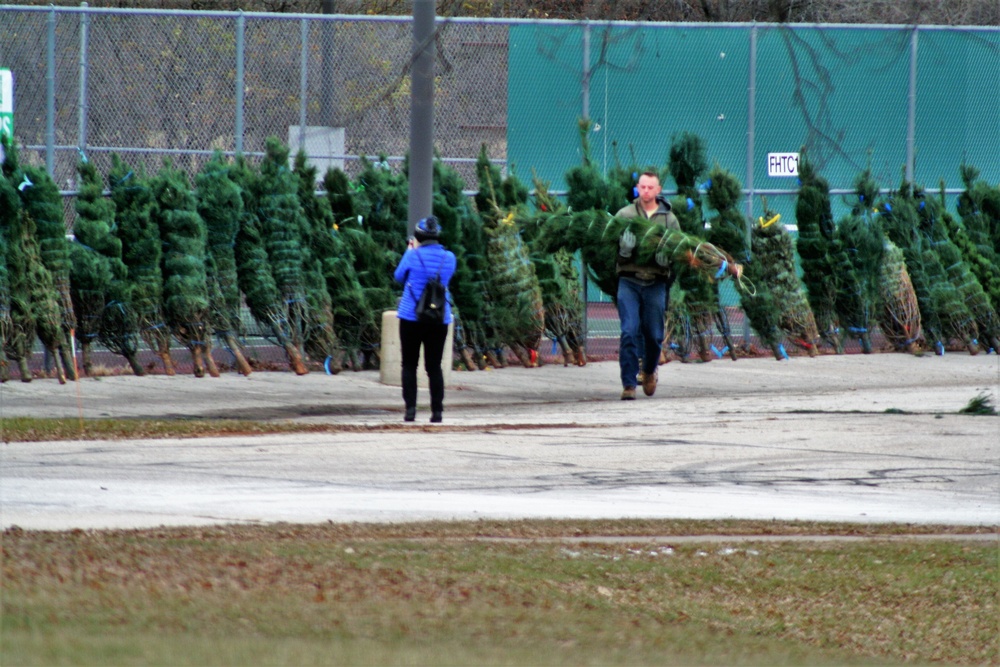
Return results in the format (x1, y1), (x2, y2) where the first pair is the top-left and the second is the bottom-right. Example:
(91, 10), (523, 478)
(3, 520), (998, 666)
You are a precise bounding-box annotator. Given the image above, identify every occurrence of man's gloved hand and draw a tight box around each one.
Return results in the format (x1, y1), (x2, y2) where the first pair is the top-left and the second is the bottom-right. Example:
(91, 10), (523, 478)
(655, 248), (671, 267)
(729, 262), (744, 280)
(619, 229), (637, 257)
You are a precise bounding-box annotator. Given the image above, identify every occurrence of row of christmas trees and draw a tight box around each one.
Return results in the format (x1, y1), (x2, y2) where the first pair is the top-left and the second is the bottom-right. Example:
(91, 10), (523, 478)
(1, 125), (998, 382)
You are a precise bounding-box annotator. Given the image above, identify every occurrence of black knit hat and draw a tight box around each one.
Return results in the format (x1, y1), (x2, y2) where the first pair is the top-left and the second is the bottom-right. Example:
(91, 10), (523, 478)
(414, 216), (441, 242)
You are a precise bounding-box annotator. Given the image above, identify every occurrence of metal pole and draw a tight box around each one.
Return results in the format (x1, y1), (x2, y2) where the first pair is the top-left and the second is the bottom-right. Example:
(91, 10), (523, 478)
(321, 0), (337, 126)
(905, 26), (918, 187)
(408, 0), (435, 235)
(46, 7), (55, 174)
(745, 23), (757, 224)
(235, 11), (245, 155)
(743, 23), (758, 348)
(580, 21), (591, 342)
(299, 19), (308, 150)
(78, 3), (89, 157)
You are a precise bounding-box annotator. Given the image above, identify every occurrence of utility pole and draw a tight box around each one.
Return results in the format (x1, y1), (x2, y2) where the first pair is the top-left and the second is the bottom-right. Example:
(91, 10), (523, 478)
(408, 0), (435, 235)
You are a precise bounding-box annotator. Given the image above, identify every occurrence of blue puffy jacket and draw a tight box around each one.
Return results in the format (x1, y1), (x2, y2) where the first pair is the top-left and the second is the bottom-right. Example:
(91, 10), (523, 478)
(393, 243), (457, 324)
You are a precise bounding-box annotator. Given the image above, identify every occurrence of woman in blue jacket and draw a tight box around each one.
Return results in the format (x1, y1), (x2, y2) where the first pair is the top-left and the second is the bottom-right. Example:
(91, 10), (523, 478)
(393, 216), (457, 422)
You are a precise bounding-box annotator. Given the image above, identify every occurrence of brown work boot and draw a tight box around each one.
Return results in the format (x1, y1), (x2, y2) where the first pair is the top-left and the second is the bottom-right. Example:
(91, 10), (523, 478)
(620, 386), (636, 401)
(641, 369), (658, 396)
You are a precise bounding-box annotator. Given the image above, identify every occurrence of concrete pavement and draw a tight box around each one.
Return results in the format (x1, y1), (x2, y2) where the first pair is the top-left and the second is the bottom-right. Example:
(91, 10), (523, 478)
(1, 353), (998, 530)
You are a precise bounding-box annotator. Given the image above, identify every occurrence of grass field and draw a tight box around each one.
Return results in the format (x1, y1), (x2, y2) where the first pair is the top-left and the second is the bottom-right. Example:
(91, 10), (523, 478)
(2, 520), (997, 666)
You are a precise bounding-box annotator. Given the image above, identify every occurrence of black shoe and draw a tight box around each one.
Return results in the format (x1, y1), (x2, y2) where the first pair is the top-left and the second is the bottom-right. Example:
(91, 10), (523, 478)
(404, 407), (416, 422)
(430, 412), (442, 423)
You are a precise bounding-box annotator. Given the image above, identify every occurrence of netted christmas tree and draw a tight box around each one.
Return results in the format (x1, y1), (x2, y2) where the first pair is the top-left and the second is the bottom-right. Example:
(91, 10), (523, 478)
(0, 218), (11, 382)
(108, 154), (175, 375)
(0, 170), (30, 381)
(254, 138), (311, 360)
(431, 156), (486, 370)
(335, 153), (403, 369)
(150, 160), (219, 378)
(476, 145), (545, 367)
(745, 204), (820, 358)
(795, 150), (843, 352)
(877, 240), (922, 354)
(292, 150), (342, 373)
(831, 165), (886, 354)
(520, 173), (587, 366)
(953, 164), (1000, 315)
(2, 136), (77, 379)
(7, 207), (67, 383)
(195, 152), (254, 376)
(321, 167), (381, 370)
(228, 155), (308, 375)
(880, 179), (977, 354)
(665, 135), (719, 361)
(71, 158), (143, 376)
(920, 186), (1000, 353)
(701, 164), (750, 360)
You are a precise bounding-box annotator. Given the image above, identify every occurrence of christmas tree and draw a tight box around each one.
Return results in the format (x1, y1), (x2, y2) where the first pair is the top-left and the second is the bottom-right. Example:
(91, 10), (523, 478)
(255, 138), (310, 357)
(2, 136), (77, 379)
(292, 150), (342, 373)
(795, 150), (842, 352)
(953, 164), (1000, 314)
(7, 207), (67, 383)
(920, 187), (1000, 353)
(877, 240), (922, 354)
(0, 216), (11, 382)
(150, 160), (219, 378)
(0, 169), (33, 381)
(476, 146), (544, 367)
(831, 166), (886, 354)
(745, 205), (819, 358)
(520, 174), (587, 366)
(108, 154), (175, 375)
(702, 164), (749, 360)
(880, 180), (977, 354)
(195, 152), (254, 375)
(431, 156), (485, 370)
(228, 155), (308, 375)
(320, 167), (380, 370)
(72, 158), (143, 376)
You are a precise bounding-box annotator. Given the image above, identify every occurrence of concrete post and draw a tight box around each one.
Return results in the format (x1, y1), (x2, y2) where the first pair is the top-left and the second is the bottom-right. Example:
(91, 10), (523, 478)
(379, 310), (453, 388)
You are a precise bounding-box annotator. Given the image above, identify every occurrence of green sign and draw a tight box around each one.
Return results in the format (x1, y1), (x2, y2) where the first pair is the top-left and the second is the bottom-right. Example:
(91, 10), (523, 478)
(0, 68), (12, 158)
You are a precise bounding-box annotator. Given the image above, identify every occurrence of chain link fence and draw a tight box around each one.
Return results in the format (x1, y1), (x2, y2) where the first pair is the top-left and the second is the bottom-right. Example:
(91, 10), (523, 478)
(1, 6), (997, 376)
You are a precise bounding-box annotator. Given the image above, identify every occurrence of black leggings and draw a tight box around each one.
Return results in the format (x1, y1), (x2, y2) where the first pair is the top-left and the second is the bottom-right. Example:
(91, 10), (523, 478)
(399, 319), (449, 413)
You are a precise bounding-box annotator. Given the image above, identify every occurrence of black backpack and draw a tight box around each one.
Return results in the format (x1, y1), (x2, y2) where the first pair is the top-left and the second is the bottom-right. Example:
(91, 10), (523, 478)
(410, 252), (447, 324)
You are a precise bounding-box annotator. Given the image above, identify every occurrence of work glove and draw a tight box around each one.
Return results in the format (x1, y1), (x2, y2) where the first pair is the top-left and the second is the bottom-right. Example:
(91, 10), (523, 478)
(655, 248), (671, 267)
(619, 229), (637, 257)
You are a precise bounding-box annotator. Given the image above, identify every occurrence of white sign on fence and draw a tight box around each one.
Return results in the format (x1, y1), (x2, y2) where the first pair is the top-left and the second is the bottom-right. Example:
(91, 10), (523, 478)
(767, 152), (799, 177)
(0, 68), (12, 162)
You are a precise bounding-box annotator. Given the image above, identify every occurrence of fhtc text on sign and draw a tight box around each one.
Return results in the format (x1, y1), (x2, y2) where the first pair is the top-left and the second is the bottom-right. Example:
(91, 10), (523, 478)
(767, 152), (798, 177)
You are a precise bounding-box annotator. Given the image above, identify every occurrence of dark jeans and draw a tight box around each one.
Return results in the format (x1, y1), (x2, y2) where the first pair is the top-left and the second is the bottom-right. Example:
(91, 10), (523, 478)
(399, 318), (449, 414)
(617, 277), (668, 388)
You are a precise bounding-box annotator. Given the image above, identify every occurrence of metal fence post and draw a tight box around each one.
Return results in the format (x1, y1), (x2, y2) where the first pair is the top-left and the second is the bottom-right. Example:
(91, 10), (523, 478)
(46, 7), (55, 175)
(235, 11), (245, 155)
(906, 25), (919, 187)
(78, 3), (89, 159)
(580, 21), (591, 343)
(299, 19), (309, 150)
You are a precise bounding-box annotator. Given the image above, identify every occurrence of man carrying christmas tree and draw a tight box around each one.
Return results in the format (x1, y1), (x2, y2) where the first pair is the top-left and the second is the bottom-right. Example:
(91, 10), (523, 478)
(614, 170), (679, 400)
